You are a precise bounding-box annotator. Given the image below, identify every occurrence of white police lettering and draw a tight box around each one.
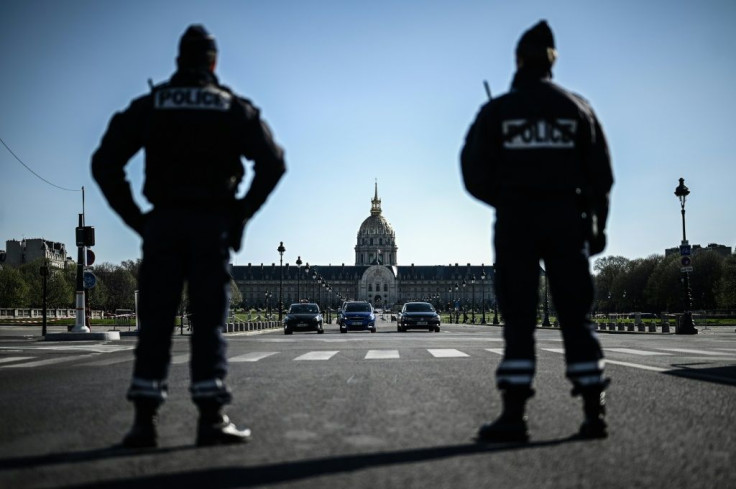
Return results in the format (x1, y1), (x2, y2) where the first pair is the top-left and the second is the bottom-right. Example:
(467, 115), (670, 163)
(503, 118), (577, 149)
(155, 86), (232, 111)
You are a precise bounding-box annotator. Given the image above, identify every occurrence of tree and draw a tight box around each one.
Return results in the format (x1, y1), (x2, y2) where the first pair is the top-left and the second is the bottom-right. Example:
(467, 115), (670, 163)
(46, 270), (74, 308)
(688, 250), (725, 310)
(593, 256), (630, 313)
(0, 267), (30, 307)
(93, 262), (137, 311)
(716, 254), (736, 309)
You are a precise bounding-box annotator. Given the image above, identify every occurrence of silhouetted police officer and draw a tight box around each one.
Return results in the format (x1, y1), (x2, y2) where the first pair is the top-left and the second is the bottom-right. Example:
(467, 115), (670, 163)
(461, 20), (613, 442)
(92, 25), (286, 447)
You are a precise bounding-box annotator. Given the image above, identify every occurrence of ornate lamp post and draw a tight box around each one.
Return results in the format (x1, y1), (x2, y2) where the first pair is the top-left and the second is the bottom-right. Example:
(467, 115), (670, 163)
(277, 241), (285, 320)
(542, 268), (551, 327)
(471, 275), (476, 324)
(454, 283), (459, 324)
(462, 279), (467, 323)
(304, 263), (311, 301)
(481, 266), (487, 324)
(674, 177), (698, 334)
(296, 256), (302, 302)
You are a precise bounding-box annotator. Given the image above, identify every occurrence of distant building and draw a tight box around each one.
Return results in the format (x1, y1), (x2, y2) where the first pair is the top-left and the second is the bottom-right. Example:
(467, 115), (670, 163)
(231, 185), (496, 312)
(664, 243), (732, 258)
(1, 238), (73, 269)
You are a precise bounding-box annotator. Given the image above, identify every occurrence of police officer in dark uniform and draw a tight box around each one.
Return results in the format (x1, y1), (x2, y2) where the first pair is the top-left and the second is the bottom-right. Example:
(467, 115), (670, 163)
(92, 25), (286, 447)
(460, 20), (613, 442)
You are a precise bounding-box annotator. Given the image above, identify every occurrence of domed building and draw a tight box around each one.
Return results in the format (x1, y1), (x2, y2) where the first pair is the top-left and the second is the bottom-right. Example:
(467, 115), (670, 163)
(354, 182), (398, 266)
(231, 183), (495, 317)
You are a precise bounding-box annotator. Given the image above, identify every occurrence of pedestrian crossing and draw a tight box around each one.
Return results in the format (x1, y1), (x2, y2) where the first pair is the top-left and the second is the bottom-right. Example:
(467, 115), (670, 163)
(1, 345), (735, 369)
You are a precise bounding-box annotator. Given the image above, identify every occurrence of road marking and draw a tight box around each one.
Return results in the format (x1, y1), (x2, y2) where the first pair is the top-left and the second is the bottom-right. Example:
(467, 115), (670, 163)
(427, 349), (469, 358)
(31, 345), (134, 353)
(80, 356), (134, 367)
(0, 356), (33, 364)
(485, 348), (505, 355)
(365, 350), (399, 360)
(294, 351), (339, 361)
(606, 360), (667, 373)
(171, 354), (189, 365)
(230, 352), (278, 362)
(1, 355), (95, 368)
(658, 348), (733, 356)
(542, 348), (565, 354)
(606, 348), (672, 356)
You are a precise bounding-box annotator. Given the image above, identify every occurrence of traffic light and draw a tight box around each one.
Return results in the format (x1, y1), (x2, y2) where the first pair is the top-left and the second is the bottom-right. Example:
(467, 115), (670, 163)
(76, 226), (95, 247)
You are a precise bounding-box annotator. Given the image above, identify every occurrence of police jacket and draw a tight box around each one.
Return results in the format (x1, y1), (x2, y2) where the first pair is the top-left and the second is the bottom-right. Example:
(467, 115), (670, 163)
(92, 68), (286, 235)
(461, 68), (613, 226)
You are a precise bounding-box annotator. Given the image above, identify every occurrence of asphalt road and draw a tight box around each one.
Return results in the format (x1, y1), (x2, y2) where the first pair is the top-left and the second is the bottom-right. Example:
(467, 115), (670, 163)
(0, 320), (734, 489)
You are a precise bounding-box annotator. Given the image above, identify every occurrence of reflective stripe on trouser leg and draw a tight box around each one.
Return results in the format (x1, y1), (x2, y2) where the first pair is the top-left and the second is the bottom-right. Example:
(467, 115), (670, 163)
(127, 377), (168, 403)
(496, 358), (535, 390)
(190, 378), (233, 406)
(566, 359), (606, 390)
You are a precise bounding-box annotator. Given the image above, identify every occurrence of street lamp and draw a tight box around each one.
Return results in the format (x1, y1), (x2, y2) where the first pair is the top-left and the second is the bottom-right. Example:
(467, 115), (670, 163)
(277, 241), (285, 320)
(265, 290), (272, 318)
(674, 177), (698, 334)
(462, 280), (467, 323)
(481, 266), (487, 324)
(542, 268), (551, 327)
(454, 283), (460, 323)
(304, 263), (310, 301)
(296, 256), (302, 302)
(471, 275), (476, 324)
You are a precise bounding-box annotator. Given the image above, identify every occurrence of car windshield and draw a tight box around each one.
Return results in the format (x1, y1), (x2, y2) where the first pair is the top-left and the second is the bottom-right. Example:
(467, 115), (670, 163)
(289, 304), (319, 314)
(345, 303), (371, 312)
(404, 303), (434, 312)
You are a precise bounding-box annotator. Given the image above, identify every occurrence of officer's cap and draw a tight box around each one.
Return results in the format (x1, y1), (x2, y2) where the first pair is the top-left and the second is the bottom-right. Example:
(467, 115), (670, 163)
(516, 20), (557, 67)
(178, 24), (217, 69)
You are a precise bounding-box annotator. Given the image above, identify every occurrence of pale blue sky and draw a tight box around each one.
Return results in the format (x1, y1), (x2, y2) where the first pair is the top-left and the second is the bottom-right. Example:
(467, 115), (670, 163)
(1, 0), (734, 269)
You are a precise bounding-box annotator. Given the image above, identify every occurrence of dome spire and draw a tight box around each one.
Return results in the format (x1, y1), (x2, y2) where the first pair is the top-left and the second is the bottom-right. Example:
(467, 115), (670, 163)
(371, 179), (382, 216)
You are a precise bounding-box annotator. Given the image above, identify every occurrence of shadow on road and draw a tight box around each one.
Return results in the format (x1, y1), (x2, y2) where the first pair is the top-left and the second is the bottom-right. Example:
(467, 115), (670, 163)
(664, 364), (736, 386)
(3, 436), (584, 488)
(0, 443), (196, 470)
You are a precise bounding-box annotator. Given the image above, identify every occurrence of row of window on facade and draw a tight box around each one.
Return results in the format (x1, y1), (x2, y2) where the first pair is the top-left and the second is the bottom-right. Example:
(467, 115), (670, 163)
(360, 238), (393, 245)
(368, 283), (389, 292)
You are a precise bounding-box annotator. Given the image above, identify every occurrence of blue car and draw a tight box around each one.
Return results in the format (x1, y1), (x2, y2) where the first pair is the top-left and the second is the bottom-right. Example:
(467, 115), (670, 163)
(339, 301), (376, 333)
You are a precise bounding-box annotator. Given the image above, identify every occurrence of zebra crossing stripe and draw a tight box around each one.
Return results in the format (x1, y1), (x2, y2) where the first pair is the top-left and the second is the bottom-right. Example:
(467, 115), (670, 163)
(0, 357), (33, 365)
(658, 348), (733, 356)
(230, 352), (278, 362)
(365, 350), (399, 360)
(485, 348), (505, 355)
(1, 356), (91, 368)
(427, 349), (469, 358)
(294, 351), (339, 361)
(606, 348), (671, 356)
(171, 354), (189, 365)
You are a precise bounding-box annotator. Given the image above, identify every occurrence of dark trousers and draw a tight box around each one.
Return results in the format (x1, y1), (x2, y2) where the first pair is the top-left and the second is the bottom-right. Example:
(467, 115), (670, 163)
(493, 199), (604, 389)
(131, 208), (232, 401)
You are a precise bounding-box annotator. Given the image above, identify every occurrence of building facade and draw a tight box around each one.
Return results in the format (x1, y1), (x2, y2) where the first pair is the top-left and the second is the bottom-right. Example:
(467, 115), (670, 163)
(231, 185), (496, 312)
(1, 239), (73, 269)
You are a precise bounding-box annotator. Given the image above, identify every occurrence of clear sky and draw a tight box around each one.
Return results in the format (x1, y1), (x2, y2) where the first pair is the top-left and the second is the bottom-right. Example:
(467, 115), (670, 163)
(1, 0), (734, 270)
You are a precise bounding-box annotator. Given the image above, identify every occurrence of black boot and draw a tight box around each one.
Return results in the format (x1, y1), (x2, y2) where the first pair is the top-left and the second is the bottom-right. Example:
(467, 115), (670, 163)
(476, 387), (534, 443)
(196, 404), (252, 447)
(577, 384), (609, 439)
(122, 401), (159, 448)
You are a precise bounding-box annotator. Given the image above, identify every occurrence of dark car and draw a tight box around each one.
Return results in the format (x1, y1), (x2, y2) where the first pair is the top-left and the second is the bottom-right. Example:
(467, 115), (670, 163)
(398, 302), (441, 332)
(339, 301), (376, 333)
(283, 303), (324, 335)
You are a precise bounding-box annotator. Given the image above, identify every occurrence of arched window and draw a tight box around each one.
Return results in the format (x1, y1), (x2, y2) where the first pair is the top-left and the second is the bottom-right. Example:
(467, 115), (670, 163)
(368, 284), (373, 292)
